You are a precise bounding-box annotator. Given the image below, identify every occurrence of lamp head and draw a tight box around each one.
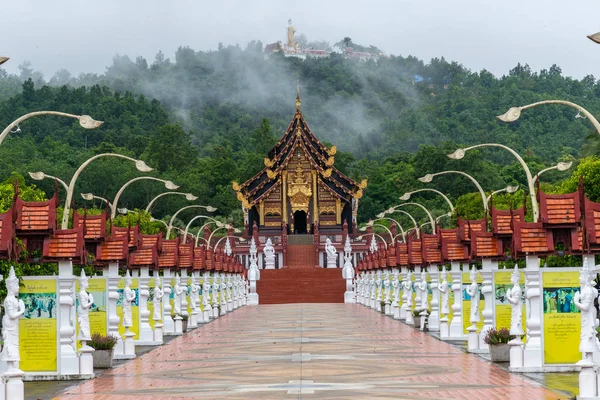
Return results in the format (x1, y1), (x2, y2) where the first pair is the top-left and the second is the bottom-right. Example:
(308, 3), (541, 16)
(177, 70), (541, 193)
(386, 207), (395, 214)
(135, 160), (153, 172)
(588, 32), (600, 44)
(117, 207), (129, 215)
(28, 171), (46, 181)
(185, 193), (198, 201)
(216, 221), (225, 228)
(496, 107), (521, 122)
(359, 226), (367, 232)
(78, 115), (104, 129)
(205, 206), (217, 212)
(0, 57), (8, 66)
(233, 228), (241, 233)
(447, 149), (465, 160)
(164, 180), (179, 190)
(418, 174), (434, 183)
(506, 185), (519, 194)
(80, 193), (94, 201)
(356, 235), (364, 241)
(556, 161), (573, 171)
(375, 212), (385, 219)
(399, 192), (411, 201)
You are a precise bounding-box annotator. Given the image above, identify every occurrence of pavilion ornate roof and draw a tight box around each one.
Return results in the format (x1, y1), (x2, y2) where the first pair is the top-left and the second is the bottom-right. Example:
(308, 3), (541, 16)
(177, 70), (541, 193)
(96, 235), (129, 264)
(73, 209), (108, 241)
(232, 99), (367, 208)
(42, 226), (85, 264)
(15, 192), (58, 234)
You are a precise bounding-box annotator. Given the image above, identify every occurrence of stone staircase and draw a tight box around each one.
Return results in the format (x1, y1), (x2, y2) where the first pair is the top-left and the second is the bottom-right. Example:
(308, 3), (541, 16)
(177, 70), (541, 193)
(256, 268), (345, 304)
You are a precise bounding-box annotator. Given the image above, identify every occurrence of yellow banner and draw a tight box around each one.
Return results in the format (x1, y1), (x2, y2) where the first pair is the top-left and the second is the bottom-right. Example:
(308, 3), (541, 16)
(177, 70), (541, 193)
(494, 271), (526, 335)
(543, 271), (580, 364)
(462, 272), (484, 334)
(117, 278), (140, 340)
(75, 278), (107, 350)
(19, 278), (57, 372)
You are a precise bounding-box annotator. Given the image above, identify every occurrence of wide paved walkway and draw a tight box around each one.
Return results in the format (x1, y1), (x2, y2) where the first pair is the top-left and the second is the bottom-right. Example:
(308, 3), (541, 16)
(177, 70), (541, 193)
(55, 304), (565, 399)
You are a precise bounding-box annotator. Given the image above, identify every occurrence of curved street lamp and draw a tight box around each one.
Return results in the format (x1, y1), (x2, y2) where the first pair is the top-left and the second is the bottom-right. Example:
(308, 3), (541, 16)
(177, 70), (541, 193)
(589, 32), (600, 44)
(389, 202), (436, 233)
(207, 225), (241, 250)
(372, 217), (406, 242)
(449, 144), (539, 221)
(419, 170), (488, 214)
(356, 233), (388, 249)
(533, 161), (573, 184)
(81, 192), (112, 209)
(378, 208), (420, 238)
(195, 220), (225, 246)
(400, 188), (455, 214)
(61, 153), (153, 229)
(497, 100), (600, 136)
(1, 111), (103, 145)
(145, 192), (198, 213)
(111, 176), (179, 219)
(183, 215), (222, 244)
(485, 185), (520, 206)
(29, 171), (68, 192)
(360, 222), (395, 245)
(166, 205), (217, 238)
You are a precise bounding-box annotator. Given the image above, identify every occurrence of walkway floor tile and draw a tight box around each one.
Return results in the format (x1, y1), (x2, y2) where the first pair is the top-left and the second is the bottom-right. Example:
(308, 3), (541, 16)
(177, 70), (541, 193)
(54, 304), (566, 399)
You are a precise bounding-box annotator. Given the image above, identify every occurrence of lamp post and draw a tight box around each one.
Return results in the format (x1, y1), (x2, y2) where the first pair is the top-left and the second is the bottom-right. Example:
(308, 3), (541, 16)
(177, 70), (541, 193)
(195, 221), (225, 246)
(61, 153), (153, 229)
(207, 226), (242, 250)
(111, 177), (179, 219)
(145, 192), (198, 213)
(419, 170), (488, 214)
(533, 161), (573, 184)
(360, 222), (395, 245)
(448, 144), (540, 221)
(81, 193), (112, 209)
(389, 202), (436, 233)
(166, 205), (217, 239)
(485, 185), (520, 206)
(497, 100), (600, 136)
(183, 215), (222, 244)
(1, 111), (103, 145)
(377, 208), (420, 237)
(400, 188), (455, 214)
(356, 234), (388, 249)
(29, 171), (68, 191)
(372, 217), (406, 242)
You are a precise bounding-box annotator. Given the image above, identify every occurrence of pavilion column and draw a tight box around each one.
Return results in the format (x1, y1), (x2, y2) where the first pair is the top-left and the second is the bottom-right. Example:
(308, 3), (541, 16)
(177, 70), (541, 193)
(428, 264), (440, 332)
(162, 269), (175, 334)
(58, 260), (79, 374)
(104, 262), (124, 358)
(478, 259), (496, 352)
(448, 262), (464, 339)
(137, 267), (155, 344)
(523, 255), (543, 368)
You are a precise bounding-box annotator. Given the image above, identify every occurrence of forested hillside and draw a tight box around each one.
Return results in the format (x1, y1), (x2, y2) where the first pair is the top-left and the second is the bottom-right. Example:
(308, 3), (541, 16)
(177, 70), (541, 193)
(1, 43), (600, 228)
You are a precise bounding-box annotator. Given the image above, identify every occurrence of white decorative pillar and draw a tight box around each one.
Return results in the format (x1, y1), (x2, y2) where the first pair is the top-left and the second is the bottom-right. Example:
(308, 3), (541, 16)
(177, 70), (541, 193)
(152, 276), (164, 343)
(428, 264), (440, 332)
(375, 271), (382, 311)
(478, 259), (495, 352)
(392, 269), (400, 319)
(220, 273), (228, 315)
(248, 238), (260, 305)
(189, 272), (200, 328)
(342, 237), (355, 303)
(384, 270), (392, 315)
(522, 255), (542, 368)
(227, 275), (234, 312)
(438, 268), (450, 338)
(413, 269), (422, 312)
(212, 273), (220, 318)
(202, 272), (212, 321)
(162, 268), (175, 334)
(448, 262), (464, 339)
(404, 271), (415, 325)
(466, 267), (480, 352)
(399, 267), (408, 320)
(181, 269), (189, 321)
(137, 267), (155, 344)
(58, 261), (79, 374)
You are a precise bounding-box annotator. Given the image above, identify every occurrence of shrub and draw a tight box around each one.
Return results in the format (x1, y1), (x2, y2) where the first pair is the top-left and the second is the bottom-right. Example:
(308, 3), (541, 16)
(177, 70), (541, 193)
(89, 333), (118, 350)
(483, 327), (514, 345)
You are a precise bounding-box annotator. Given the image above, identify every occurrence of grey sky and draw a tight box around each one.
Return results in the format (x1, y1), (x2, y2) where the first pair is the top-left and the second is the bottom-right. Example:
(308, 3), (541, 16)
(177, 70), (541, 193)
(3, 0), (600, 79)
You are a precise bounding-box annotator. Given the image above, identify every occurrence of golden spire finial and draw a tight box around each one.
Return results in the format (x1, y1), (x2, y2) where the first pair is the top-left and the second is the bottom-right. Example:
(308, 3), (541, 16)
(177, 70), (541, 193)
(295, 78), (301, 111)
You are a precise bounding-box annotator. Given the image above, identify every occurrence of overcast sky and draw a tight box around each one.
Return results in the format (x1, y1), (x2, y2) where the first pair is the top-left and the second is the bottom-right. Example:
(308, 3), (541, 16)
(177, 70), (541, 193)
(3, 0), (600, 79)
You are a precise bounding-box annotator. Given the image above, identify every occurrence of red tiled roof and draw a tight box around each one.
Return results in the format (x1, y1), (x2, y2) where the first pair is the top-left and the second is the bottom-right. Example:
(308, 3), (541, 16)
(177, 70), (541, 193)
(178, 242), (194, 268)
(158, 238), (179, 268)
(513, 222), (553, 255)
(130, 246), (158, 267)
(396, 243), (409, 266)
(458, 218), (486, 242)
(491, 207), (524, 236)
(73, 210), (107, 241)
(539, 190), (581, 226)
(112, 225), (140, 248)
(408, 237), (422, 265)
(471, 232), (503, 259)
(96, 235), (129, 263)
(193, 246), (206, 270)
(421, 234), (441, 264)
(16, 193), (58, 233)
(43, 227), (85, 263)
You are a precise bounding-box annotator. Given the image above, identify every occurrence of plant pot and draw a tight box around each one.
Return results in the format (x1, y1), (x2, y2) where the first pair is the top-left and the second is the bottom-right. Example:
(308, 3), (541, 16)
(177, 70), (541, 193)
(92, 349), (114, 369)
(182, 319), (188, 332)
(413, 316), (421, 327)
(489, 343), (510, 362)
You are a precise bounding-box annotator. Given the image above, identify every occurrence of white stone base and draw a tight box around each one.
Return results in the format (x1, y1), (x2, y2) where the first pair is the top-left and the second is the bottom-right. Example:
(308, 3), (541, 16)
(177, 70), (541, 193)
(153, 324), (164, 343)
(78, 345), (94, 376)
(344, 292), (355, 303)
(248, 293), (259, 306)
(5, 369), (23, 400)
(174, 316), (183, 335)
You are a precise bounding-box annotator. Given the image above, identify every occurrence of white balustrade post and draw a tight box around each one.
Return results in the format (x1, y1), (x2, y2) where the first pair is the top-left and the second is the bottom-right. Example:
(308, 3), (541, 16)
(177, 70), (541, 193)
(448, 262), (465, 339)
(189, 271), (199, 328)
(478, 259), (496, 352)
(105, 262), (123, 358)
(428, 264), (440, 332)
(181, 269), (190, 319)
(162, 269), (175, 334)
(202, 272), (212, 321)
(137, 266), (155, 344)
(399, 267), (408, 320)
(58, 261), (79, 374)
(522, 255), (542, 368)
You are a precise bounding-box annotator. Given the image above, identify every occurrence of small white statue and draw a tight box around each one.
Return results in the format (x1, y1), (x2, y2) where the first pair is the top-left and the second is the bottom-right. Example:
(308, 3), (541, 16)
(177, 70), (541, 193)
(574, 260), (599, 360)
(505, 265), (523, 336)
(153, 278), (164, 321)
(224, 237), (232, 256)
(174, 274), (183, 315)
(419, 270), (429, 311)
(264, 238), (274, 257)
(203, 278), (212, 308)
(190, 278), (199, 310)
(123, 270), (135, 327)
(326, 238), (337, 257)
(392, 271), (400, 304)
(383, 273), (391, 300)
(1, 267), (22, 363)
(466, 267), (479, 323)
(342, 236), (354, 282)
(403, 271), (414, 308)
(438, 271), (449, 316)
(78, 269), (94, 340)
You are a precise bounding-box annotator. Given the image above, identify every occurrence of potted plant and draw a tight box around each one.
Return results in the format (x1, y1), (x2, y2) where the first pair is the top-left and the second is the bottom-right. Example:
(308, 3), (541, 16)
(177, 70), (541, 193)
(181, 314), (189, 332)
(412, 309), (422, 328)
(483, 327), (514, 362)
(379, 301), (386, 314)
(89, 333), (118, 368)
